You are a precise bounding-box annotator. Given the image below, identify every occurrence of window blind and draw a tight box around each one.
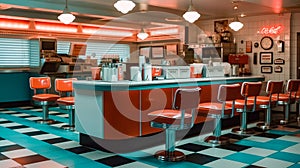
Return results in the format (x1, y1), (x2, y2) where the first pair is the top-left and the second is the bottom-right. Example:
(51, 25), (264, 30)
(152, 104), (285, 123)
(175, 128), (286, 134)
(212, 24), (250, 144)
(57, 40), (130, 63)
(0, 38), (30, 67)
(29, 39), (40, 67)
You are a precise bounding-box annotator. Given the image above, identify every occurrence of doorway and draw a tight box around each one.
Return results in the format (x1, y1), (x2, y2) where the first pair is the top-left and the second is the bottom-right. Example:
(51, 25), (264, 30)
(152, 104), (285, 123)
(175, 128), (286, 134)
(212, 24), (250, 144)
(298, 33), (300, 79)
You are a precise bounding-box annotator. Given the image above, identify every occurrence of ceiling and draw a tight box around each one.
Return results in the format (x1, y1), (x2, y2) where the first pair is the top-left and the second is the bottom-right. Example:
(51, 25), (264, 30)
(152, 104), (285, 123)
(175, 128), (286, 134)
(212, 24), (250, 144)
(0, 0), (300, 29)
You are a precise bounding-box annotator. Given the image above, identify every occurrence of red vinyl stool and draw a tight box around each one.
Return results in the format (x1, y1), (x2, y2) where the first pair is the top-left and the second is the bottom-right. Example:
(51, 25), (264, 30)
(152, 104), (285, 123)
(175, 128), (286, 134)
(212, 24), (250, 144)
(55, 78), (77, 131)
(148, 87), (201, 162)
(228, 82), (262, 135)
(248, 80), (283, 130)
(29, 77), (60, 124)
(274, 79), (300, 125)
(199, 84), (241, 145)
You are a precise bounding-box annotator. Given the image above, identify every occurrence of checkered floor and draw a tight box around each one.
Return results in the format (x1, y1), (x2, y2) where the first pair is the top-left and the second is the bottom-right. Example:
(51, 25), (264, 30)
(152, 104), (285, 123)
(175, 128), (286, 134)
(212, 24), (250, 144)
(0, 106), (300, 168)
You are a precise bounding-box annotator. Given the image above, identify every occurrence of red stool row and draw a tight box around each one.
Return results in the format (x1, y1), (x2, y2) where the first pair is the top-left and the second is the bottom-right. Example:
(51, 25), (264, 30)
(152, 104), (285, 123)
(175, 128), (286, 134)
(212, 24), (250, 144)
(29, 77), (76, 131)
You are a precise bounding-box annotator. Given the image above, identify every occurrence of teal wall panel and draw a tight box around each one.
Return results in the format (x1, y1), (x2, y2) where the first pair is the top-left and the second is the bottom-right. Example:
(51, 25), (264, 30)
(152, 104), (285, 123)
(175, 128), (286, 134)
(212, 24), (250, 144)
(0, 72), (31, 102)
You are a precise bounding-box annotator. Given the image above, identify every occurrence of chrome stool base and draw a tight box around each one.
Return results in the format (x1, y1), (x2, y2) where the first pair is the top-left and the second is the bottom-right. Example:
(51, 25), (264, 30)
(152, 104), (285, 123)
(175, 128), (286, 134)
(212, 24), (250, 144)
(36, 119), (55, 124)
(257, 122), (277, 131)
(232, 127), (255, 135)
(154, 150), (185, 162)
(61, 125), (75, 131)
(280, 119), (288, 125)
(204, 135), (229, 145)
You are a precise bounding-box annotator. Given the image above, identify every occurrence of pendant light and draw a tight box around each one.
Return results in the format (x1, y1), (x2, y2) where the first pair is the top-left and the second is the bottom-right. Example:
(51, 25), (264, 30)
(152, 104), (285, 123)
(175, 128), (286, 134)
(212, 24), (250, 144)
(183, 0), (201, 23)
(229, 16), (244, 31)
(114, 0), (136, 14)
(229, 2), (244, 31)
(58, 0), (75, 24)
(137, 28), (148, 40)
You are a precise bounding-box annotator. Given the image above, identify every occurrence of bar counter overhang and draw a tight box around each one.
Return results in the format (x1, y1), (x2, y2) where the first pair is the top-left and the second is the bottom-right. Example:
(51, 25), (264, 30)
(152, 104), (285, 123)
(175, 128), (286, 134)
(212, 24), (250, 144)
(73, 75), (265, 153)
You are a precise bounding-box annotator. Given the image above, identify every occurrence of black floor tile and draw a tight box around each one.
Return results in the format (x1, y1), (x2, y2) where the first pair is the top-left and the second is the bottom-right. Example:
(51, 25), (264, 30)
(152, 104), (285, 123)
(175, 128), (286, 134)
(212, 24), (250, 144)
(0, 153), (9, 160)
(176, 143), (210, 152)
(0, 121), (13, 124)
(217, 143), (250, 152)
(19, 115), (35, 118)
(186, 153), (219, 165)
(66, 146), (95, 154)
(222, 133), (250, 140)
(24, 131), (48, 136)
(95, 155), (135, 167)
(7, 125), (29, 129)
(13, 154), (49, 165)
(43, 137), (71, 144)
(0, 145), (24, 152)
(255, 132), (283, 139)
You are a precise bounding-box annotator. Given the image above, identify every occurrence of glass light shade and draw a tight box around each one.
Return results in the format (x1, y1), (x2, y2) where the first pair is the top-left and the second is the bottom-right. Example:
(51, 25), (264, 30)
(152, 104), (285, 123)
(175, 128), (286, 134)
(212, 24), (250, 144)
(229, 17), (244, 31)
(58, 12), (76, 24)
(137, 29), (149, 40)
(114, 0), (136, 14)
(183, 5), (200, 23)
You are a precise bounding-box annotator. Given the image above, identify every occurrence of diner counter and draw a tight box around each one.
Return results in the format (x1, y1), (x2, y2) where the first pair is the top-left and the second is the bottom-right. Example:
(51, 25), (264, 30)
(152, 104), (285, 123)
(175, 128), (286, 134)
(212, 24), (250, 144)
(73, 75), (265, 152)
(73, 75), (265, 90)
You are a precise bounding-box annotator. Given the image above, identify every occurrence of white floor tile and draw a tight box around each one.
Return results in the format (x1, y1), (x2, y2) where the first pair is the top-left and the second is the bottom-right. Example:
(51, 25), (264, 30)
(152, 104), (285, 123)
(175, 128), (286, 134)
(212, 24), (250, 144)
(198, 148), (236, 158)
(0, 140), (15, 147)
(244, 136), (273, 143)
(240, 147), (277, 157)
(0, 111), (17, 114)
(204, 158), (248, 168)
(26, 117), (42, 121)
(14, 128), (40, 133)
(0, 122), (22, 127)
(253, 158), (294, 168)
(115, 161), (157, 168)
(24, 160), (66, 168)
(32, 134), (60, 140)
(277, 135), (300, 143)
(0, 159), (22, 168)
(53, 141), (80, 149)
(12, 113), (31, 117)
(282, 144), (300, 154)
(80, 150), (115, 160)
(2, 149), (36, 158)
(0, 118), (8, 122)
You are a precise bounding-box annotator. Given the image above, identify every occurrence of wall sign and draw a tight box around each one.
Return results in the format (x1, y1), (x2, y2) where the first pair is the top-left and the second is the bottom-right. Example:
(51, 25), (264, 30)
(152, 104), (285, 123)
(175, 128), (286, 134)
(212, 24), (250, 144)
(257, 25), (283, 35)
(274, 66), (283, 73)
(260, 52), (273, 64)
(274, 58), (285, 64)
(261, 66), (273, 73)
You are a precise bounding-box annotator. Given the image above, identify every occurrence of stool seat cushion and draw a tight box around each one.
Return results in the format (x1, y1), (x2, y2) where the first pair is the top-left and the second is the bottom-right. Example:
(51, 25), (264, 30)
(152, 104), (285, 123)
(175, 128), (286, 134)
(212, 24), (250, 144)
(148, 109), (192, 125)
(198, 102), (232, 115)
(271, 94), (291, 101)
(226, 99), (254, 109)
(32, 94), (60, 102)
(57, 97), (74, 106)
(248, 96), (276, 105)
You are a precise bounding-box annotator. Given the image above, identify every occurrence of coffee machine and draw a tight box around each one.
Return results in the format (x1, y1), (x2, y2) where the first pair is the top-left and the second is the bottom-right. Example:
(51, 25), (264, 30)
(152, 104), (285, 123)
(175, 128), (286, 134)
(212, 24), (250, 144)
(228, 54), (249, 76)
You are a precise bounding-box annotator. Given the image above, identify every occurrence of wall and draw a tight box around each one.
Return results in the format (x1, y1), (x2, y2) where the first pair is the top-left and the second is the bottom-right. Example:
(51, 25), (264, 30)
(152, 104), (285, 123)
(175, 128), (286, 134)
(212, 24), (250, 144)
(291, 13), (300, 79)
(195, 13), (292, 82)
(0, 72), (31, 103)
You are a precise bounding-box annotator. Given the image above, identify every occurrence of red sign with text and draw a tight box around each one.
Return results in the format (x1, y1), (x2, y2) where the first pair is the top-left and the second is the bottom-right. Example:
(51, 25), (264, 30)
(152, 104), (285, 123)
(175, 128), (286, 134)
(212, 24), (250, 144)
(257, 25), (283, 35)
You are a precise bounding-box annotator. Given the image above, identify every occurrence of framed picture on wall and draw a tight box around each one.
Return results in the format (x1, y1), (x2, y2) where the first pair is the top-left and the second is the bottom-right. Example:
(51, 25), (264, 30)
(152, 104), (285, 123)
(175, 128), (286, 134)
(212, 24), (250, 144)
(260, 52), (273, 64)
(261, 66), (273, 73)
(246, 41), (252, 53)
(274, 58), (285, 64)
